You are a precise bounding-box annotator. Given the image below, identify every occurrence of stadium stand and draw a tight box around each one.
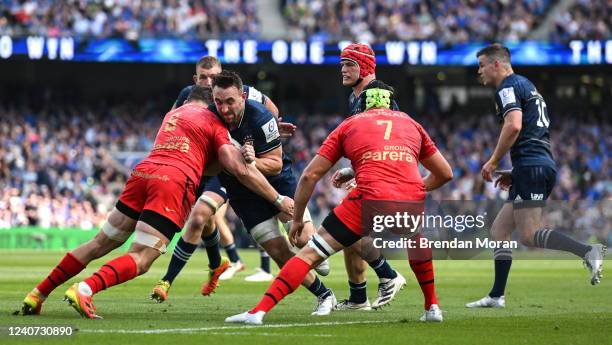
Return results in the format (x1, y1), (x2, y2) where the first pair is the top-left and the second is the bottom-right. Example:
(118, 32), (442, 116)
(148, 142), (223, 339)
(0, 0), (259, 39)
(0, 0), (570, 43)
(282, 0), (554, 44)
(550, 0), (610, 43)
(0, 100), (159, 229)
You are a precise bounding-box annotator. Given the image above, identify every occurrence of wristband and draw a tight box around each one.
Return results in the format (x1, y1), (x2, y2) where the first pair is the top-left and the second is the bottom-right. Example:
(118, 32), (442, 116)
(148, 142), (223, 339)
(274, 195), (285, 207)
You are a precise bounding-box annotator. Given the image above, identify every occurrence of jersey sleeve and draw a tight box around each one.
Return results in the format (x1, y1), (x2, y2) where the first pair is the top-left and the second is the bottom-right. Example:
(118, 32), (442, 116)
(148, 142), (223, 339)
(495, 84), (522, 118)
(252, 108), (281, 154)
(317, 124), (344, 164)
(210, 117), (231, 153)
(416, 122), (438, 160)
(175, 86), (192, 108)
(245, 86), (266, 105)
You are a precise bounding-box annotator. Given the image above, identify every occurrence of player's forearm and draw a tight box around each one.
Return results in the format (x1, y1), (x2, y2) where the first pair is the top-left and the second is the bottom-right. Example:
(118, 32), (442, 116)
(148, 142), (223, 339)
(293, 173), (317, 222)
(294, 155), (333, 220)
(491, 122), (520, 163)
(423, 174), (450, 191)
(219, 144), (279, 202)
(421, 152), (453, 191)
(234, 163), (279, 203)
(254, 157), (283, 176)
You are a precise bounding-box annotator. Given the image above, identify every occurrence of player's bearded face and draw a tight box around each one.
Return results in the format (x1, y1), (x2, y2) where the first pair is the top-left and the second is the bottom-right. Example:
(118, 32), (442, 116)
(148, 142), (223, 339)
(194, 65), (222, 88)
(340, 60), (360, 86)
(213, 86), (246, 127)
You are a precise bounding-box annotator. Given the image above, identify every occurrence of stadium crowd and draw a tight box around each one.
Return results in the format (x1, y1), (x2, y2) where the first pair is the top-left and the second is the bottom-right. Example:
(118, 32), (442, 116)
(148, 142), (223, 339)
(1, 98), (609, 244)
(282, 0), (552, 44)
(0, 0), (259, 40)
(0, 101), (159, 229)
(3, 0), (608, 44)
(550, 0), (610, 43)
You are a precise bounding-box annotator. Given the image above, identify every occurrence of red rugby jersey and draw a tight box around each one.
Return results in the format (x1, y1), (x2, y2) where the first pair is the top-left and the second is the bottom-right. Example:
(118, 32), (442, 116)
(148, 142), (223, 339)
(144, 103), (230, 184)
(318, 108), (438, 201)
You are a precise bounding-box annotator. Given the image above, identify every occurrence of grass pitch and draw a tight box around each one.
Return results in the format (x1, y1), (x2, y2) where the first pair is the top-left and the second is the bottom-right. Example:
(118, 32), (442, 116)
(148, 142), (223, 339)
(1, 249), (610, 345)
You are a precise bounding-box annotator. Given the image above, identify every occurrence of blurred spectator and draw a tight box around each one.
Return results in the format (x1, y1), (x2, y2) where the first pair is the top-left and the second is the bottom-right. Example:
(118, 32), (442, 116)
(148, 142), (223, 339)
(550, 0), (610, 43)
(0, 0), (259, 40)
(283, 0), (552, 44)
(0, 99), (161, 229)
(3, 0), (609, 44)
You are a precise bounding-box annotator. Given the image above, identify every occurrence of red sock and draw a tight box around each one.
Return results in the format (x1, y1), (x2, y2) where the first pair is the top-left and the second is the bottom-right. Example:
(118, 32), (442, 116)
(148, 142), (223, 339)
(250, 257), (311, 314)
(408, 233), (439, 309)
(83, 254), (138, 295)
(36, 252), (85, 297)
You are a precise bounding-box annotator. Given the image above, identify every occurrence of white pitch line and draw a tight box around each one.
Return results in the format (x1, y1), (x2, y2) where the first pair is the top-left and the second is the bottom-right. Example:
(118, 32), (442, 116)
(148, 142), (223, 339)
(80, 320), (387, 334)
(204, 332), (332, 337)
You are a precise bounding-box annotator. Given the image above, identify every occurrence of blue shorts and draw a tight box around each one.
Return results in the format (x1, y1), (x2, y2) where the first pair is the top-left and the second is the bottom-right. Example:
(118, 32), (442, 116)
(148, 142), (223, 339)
(507, 166), (556, 209)
(197, 176), (228, 201)
(228, 176), (297, 231)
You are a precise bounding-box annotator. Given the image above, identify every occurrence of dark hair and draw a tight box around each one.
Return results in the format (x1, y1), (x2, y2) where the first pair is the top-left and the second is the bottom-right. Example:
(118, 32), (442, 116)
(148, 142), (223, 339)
(363, 79), (395, 95)
(196, 56), (222, 69)
(186, 85), (212, 104)
(212, 70), (243, 91)
(476, 43), (511, 63)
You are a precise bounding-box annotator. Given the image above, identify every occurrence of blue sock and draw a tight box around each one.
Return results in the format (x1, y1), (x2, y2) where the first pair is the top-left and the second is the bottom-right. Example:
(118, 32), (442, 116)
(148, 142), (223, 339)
(162, 237), (197, 283)
(260, 249), (270, 273)
(306, 276), (331, 298)
(368, 255), (397, 280)
(489, 248), (512, 298)
(224, 243), (241, 263)
(202, 229), (221, 269)
(533, 229), (591, 257)
(348, 280), (367, 303)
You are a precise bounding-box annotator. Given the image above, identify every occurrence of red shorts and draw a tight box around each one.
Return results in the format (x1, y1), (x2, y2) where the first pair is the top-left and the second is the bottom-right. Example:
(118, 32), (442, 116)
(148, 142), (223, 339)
(118, 161), (196, 229)
(333, 189), (427, 237)
(333, 189), (364, 236)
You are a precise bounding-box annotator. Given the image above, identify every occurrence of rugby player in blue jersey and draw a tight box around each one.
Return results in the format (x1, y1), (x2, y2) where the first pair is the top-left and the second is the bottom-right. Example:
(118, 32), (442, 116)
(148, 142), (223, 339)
(466, 44), (606, 309)
(208, 71), (335, 315)
(151, 57), (297, 302)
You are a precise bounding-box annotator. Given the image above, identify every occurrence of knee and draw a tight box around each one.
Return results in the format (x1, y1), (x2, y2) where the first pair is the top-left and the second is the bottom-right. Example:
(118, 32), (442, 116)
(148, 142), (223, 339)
(295, 236), (309, 249)
(185, 208), (213, 241)
(190, 208), (212, 232)
(296, 248), (322, 268)
(518, 232), (534, 247)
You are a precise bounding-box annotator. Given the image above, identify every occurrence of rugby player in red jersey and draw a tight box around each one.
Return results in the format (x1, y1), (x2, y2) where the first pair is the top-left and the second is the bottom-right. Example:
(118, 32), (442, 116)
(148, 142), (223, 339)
(337, 43), (445, 317)
(225, 81), (453, 325)
(19, 86), (293, 319)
